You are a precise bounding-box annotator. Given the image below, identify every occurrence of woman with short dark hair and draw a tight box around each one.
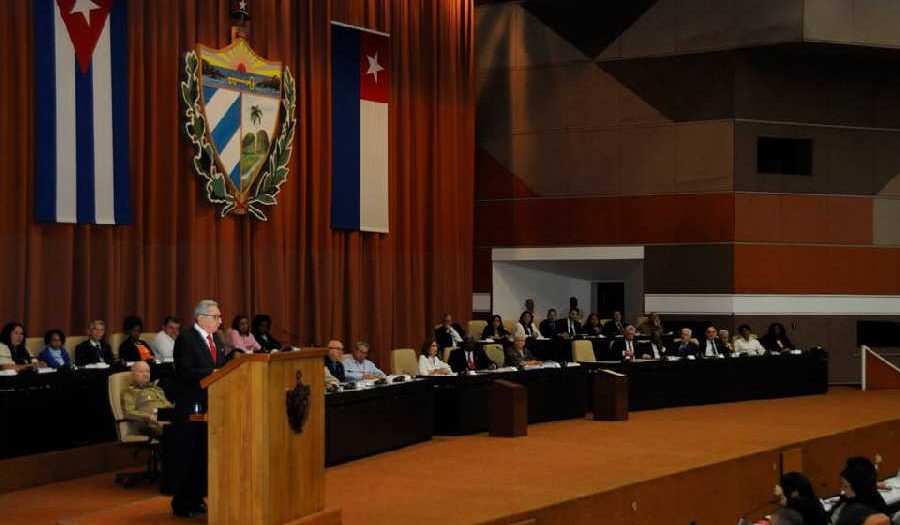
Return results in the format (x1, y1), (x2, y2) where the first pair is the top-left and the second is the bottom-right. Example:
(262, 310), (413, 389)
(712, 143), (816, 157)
(828, 457), (888, 524)
(118, 315), (154, 362)
(38, 329), (71, 368)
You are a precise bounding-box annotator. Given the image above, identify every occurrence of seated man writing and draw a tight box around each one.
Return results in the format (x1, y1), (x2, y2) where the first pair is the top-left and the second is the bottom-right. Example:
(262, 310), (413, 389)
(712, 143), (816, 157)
(341, 341), (386, 381)
(504, 335), (542, 368)
(121, 361), (173, 437)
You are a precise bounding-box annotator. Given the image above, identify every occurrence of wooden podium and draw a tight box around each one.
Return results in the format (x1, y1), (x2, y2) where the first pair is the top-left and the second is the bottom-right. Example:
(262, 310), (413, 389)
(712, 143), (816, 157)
(200, 350), (341, 525)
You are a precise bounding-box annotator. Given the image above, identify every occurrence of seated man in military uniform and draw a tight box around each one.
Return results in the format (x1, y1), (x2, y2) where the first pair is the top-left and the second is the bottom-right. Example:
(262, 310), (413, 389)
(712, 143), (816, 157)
(121, 361), (173, 437)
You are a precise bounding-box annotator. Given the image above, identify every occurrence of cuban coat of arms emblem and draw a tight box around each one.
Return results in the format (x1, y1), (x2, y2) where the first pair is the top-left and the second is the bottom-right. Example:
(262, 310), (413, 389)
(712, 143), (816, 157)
(181, 37), (296, 220)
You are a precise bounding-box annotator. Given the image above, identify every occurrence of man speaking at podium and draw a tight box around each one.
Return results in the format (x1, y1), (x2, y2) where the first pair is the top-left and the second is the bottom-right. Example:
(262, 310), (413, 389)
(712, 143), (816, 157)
(170, 299), (226, 518)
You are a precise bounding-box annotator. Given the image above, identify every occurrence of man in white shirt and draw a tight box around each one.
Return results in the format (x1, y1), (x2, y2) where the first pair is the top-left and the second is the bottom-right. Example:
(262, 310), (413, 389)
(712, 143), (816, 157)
(151, 316), (180, 362)
(342, 341), (386, 381)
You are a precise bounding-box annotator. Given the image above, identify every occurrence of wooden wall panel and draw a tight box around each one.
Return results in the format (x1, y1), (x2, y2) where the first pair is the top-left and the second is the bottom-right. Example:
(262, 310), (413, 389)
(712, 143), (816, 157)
(474, 194), (734, 247)
(734, 194), (873, 244)
(734, 245), (900, 294)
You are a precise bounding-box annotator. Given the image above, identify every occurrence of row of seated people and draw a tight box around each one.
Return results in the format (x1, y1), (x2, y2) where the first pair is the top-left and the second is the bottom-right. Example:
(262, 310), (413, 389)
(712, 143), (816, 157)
(437, 308), (797, 357)
(0, 313), (290, 370)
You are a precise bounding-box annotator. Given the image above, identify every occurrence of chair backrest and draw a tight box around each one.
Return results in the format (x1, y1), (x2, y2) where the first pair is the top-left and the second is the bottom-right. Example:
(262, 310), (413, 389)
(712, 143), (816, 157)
(65, 336), (89, 361)
(467, 320), (487, 339)
(25, 336), (43, 356)
(390, 348), (418, 376)
(107, 371), (148, 443)
(442, 346), (457, 363)
(690, 338), (699, 346)
(140, 332), (157, 344)
(483, 344), (504, 368)
(571, 340), (595, 362)
(109, 332), (126, 357)
(502, 320), (517, 334)
(634, 315), (649, 328)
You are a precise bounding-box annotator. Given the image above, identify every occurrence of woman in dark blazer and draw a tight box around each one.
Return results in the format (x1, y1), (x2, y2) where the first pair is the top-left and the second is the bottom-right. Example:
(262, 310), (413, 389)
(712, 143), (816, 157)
(118, 315), (154, 362)
(481, 314), (511, 342)
(581, 313), (603, 336)
(759, 322), (795, 353)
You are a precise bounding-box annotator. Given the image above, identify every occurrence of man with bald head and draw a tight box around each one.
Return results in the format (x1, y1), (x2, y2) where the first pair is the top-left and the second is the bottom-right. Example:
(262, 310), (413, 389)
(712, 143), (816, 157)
(325, 339), (346, 383)
(121, 361), (172, 437)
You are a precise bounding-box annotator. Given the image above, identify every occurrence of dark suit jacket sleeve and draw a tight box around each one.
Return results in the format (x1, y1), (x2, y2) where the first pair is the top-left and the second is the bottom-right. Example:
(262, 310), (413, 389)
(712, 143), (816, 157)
(447, 348), (464, 372)
(434, 328), (450, 349)
(475, 347), (493, 369)
(74, 341), (91, 366)
(173, 331), (215, 381)
(503, 347), (521, 367)
(118, 340), (138, 362)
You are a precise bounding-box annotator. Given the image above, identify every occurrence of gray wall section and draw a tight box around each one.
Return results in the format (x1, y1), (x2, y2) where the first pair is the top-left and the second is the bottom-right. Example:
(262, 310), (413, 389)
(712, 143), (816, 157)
(734, 44), (900, 128)
(644, 245), (734, 294)
(733, 121), (900, 195)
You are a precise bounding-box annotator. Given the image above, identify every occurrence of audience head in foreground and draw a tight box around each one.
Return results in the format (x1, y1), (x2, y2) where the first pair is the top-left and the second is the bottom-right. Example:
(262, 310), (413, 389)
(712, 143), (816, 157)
(776, 472), (827, 525)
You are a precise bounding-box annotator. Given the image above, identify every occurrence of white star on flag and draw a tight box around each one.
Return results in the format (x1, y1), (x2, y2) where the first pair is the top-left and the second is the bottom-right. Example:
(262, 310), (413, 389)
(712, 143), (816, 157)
(239, 0), (247, 10)
(366, 53), (385, 83)
(70, 0), (100, 24)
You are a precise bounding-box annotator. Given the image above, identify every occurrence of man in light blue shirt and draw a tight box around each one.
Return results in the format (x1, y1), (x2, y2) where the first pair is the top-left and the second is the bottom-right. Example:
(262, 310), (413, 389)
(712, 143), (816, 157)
(341, 341), (385, 381)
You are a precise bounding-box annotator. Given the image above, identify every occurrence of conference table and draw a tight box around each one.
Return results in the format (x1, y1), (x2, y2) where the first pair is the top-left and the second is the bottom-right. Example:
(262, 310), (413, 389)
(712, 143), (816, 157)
(0, 349), (829, 463)
(325, 379), (433, 466)
(581, 349), (829, 411)
(427, 365), (588, 435)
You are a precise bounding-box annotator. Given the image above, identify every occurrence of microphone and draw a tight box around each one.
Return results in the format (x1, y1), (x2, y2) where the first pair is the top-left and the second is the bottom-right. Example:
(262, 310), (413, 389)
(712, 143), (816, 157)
(736, 498), (779, 525)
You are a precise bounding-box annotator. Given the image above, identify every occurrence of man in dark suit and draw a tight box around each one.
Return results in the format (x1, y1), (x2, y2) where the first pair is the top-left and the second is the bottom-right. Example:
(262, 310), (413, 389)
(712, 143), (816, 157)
(538, 309), (559, 338)
(74, 320), (115, 366)
(448, 338), (493, 372)
(602, 311), (627, 337)
(434, 313), (466, 350)
(699, 326), (728, 358)
(558, 308), (582, 339)
(325, 339), (346, 382)
(609, 325), (640, 360)
(673, 328), (700, 358)
(170, 299), (225, 519)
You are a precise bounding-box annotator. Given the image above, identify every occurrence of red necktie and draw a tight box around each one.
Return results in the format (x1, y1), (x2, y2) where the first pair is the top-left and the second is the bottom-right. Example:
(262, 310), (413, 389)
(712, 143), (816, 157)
(467, 351), (475, 370)
(207, 334), (218, 363)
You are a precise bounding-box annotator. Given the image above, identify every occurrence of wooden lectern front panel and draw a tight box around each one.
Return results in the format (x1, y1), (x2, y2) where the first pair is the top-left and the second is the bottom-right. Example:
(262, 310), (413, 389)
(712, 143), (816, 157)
(206, 350), (328, 525)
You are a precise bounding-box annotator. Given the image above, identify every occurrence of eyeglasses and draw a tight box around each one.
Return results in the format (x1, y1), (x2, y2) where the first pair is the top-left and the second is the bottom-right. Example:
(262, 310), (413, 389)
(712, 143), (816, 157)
(200, 313), (223, 319)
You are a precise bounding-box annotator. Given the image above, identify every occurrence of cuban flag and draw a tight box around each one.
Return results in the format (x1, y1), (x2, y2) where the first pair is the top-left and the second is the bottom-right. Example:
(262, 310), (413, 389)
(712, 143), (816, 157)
(331, 22), (390, 233)
(34, 0), (131, 224)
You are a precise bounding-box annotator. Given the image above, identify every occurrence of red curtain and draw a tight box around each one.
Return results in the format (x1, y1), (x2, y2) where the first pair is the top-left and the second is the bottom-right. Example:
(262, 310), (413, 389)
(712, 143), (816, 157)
(0, 0), (474, 368)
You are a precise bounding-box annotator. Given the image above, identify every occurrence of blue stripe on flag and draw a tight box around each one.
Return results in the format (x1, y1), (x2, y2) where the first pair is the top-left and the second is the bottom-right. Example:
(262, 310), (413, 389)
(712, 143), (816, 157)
(202, 86), (217, 104)
(110, 0), (132, 224)
(211, 97), (240, 158)
(34, 0), (57, 222)
(229, 163), (241, 189)
(331, 24), (361, 230)
(75, 64), (96, 223)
